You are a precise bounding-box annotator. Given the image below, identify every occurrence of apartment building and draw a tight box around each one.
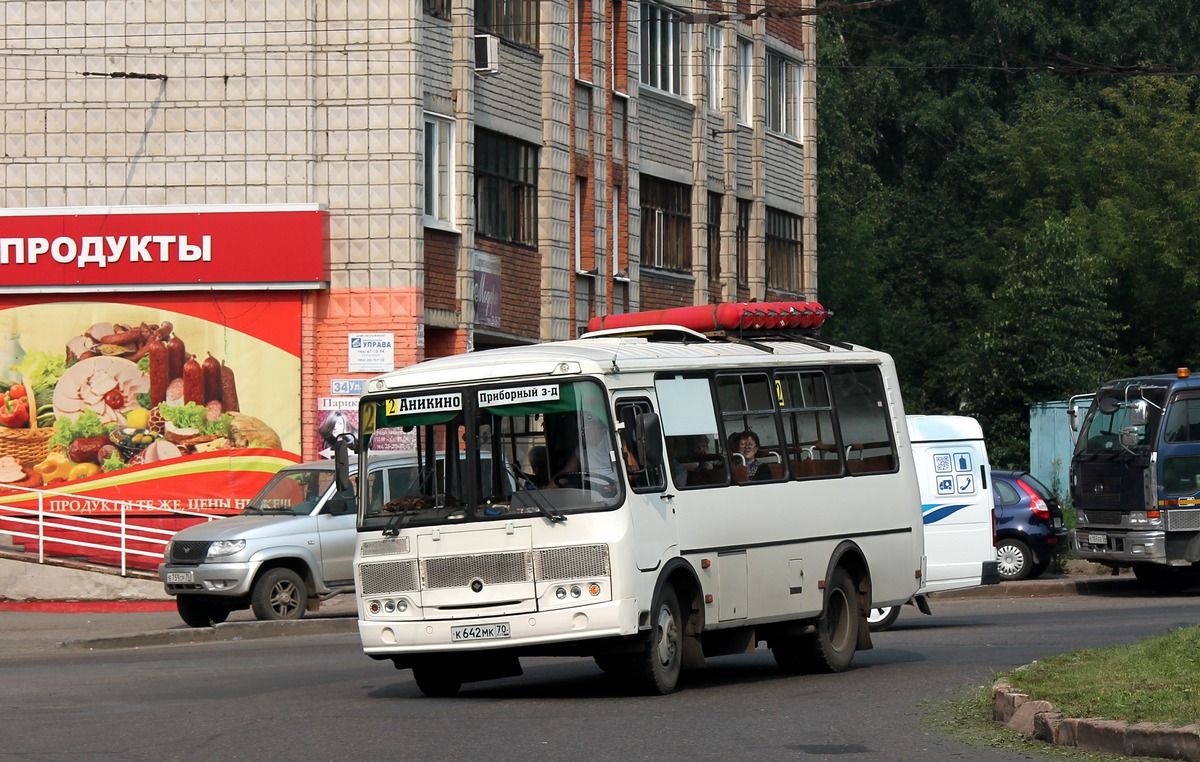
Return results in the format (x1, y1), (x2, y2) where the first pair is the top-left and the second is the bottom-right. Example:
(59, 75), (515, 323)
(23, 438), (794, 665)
(0, 0), (815, 466)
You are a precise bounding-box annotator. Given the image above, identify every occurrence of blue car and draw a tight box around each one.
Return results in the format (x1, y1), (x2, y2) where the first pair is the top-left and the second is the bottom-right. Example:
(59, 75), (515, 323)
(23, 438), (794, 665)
(991, 469), (1068, 580)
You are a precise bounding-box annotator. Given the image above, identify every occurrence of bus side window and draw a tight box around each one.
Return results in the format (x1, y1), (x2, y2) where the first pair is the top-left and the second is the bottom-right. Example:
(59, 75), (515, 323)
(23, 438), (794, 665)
(830, 367), (898, 476)
(616, 399), (666, 493)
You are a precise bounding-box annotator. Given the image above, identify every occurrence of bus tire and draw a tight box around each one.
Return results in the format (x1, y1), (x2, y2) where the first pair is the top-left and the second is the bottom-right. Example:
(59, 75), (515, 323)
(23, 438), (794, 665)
(412, 665), (463, 697)
(774, 567), (859, 674)
(866, 604), (901, 632)
(251, 567), (307, 621)
(175, 596), (231, 628)
(594, 653), (638, 680)
(634, 585), (684, 694)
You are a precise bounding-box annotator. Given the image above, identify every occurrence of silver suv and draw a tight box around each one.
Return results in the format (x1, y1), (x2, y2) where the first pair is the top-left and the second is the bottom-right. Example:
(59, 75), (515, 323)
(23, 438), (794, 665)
(160, 455), (409, 627)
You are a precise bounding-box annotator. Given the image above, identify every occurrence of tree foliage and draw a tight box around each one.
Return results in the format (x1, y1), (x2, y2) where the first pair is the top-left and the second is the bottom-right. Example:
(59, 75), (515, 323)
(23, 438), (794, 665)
(816, 0), (1200, 466)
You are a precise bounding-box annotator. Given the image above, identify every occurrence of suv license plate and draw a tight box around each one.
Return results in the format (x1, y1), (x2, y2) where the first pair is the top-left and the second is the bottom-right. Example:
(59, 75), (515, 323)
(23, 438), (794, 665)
(1087, 533), (1107, 546)
(166, 571), (194, 584)
(452, 623), (511, 642)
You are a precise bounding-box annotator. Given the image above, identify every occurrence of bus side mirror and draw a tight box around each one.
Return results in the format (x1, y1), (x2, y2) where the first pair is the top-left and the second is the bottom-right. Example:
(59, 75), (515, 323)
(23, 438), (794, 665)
(334, 432), (356, 494)
(636, 412), (665, 468)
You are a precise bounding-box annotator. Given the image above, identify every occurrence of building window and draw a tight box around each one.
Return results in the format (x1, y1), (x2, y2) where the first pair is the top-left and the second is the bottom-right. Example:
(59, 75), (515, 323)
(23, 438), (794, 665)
(736, 198), (750, 284)
(737, 37), (752, 124)
(707, 192), (722, 279)
(766, 207), (802, 292)
(424, 0), (450, 20)
(610, 0), (627, 95)
(641, 175), (691, 271)
(640, 3), (684, 95)
(767, 51), (802, 137)
(477, 0), (539, 47)
(424, 116), (455, 224)
(612, 96), (627, 163)
(476, 129), (539, 246)
(705, 26), (722, 109)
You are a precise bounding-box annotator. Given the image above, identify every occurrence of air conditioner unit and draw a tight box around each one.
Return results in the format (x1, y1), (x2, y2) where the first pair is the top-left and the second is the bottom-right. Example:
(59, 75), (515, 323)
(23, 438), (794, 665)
(475, 33), (501, 75)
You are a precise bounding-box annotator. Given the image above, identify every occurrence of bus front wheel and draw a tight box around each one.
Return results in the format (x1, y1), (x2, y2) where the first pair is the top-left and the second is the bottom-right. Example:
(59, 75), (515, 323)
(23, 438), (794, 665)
(634, 586), (684, 694)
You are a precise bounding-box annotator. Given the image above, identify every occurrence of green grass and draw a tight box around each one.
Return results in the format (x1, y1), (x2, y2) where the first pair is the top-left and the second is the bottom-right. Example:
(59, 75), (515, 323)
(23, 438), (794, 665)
(925, 686), (1162, 761)
(924, 626), (1200, 760)
(997, 625), (1200, 726)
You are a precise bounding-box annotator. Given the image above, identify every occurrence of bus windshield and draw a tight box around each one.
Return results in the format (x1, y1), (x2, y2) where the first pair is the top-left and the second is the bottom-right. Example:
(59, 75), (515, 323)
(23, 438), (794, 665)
(356, 379), (624, 530)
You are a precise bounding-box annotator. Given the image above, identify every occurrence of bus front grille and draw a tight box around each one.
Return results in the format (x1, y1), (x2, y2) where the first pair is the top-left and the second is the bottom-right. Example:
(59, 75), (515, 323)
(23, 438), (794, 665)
(360, 560), (420, 596)
(422, 551), (532, 589)
(535, 544), (610, 580)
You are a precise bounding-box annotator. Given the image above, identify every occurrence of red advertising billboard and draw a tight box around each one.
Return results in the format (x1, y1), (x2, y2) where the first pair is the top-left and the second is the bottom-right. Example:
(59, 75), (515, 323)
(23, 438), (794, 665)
(0, 204), (325, 290)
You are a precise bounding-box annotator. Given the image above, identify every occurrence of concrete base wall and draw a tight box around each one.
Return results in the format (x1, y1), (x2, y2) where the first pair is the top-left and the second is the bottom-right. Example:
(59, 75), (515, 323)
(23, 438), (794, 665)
(0, 557), (168, 601)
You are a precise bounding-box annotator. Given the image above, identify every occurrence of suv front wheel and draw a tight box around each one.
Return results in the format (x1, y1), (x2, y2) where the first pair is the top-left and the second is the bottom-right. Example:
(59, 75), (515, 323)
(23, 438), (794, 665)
(251, 567), (308, 621)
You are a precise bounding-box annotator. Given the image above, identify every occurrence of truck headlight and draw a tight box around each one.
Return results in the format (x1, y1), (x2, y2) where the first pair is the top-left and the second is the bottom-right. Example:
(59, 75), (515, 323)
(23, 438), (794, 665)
(206, 539), (247, 559)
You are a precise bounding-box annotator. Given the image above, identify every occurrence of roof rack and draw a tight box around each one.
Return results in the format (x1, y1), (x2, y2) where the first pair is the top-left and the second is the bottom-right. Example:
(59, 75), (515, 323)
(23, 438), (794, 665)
(586, 301), (827, 334)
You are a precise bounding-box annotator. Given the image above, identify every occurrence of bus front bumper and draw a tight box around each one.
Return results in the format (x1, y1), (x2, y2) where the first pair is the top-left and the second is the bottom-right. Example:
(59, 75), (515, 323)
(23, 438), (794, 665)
(358, 598), (640, 656)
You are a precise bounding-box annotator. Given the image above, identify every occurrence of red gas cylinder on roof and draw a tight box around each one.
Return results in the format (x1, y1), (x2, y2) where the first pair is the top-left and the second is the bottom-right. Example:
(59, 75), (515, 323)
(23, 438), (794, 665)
(586, 301), (827, 334)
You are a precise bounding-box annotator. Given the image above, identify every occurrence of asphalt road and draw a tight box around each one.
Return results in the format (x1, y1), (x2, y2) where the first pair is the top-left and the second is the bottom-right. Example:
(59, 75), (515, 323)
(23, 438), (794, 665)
(2, 580), (1196, 762)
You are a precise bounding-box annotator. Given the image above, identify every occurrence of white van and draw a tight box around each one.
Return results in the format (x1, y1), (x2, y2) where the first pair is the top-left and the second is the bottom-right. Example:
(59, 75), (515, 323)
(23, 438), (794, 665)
(867, 415), (1000, 630)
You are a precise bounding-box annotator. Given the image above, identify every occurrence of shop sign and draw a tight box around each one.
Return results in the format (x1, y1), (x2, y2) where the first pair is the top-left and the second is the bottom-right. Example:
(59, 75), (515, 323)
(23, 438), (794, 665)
(348, 333), (394, 373)
(0, 204), (326, 291)
(474, 251), (502, 328)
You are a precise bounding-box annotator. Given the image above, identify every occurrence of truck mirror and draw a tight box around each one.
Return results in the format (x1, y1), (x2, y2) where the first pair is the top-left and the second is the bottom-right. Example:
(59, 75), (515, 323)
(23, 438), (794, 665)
(1129, 399), (1148, 427)
(1068, 407), (1078, 432)
(1097, 396), (1120, 415)
(334, 432), (356, 494)
(1120, 426), (1141, 449)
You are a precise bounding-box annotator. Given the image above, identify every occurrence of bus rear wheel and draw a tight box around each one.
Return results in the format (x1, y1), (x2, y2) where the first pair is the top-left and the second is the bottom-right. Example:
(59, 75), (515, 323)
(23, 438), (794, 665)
(773, 567), (859, 673)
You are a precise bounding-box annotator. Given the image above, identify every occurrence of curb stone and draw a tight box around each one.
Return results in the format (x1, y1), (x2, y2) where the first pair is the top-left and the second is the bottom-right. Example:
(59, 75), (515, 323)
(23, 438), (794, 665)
(59, 615), (358, 651)
(992, 682), (1200, 761)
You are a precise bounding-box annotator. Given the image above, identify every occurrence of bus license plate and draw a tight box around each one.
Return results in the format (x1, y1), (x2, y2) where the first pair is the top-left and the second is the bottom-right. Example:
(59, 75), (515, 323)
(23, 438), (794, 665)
(452, 622), (511, 642)
(1087, 533), (1107, 546)
(166, 571), (194, 584)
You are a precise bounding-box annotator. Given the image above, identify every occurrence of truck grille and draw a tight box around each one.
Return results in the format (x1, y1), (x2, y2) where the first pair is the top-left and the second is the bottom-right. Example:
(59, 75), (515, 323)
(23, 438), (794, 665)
(1077, 510), (1122, 526)
(169, 540), (210, 564)
(1166, 508), (1200, 532)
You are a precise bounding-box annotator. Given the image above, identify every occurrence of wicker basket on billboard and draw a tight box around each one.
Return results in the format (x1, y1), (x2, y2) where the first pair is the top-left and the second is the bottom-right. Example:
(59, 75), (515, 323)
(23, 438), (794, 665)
(0, 426), (55, 464)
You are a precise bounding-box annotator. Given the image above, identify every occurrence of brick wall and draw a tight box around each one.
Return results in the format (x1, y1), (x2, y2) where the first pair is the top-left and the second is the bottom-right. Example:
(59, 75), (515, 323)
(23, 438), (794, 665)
(425, 228), (459, 313)
(640, 271), (696, 312)
(476, 239), (541, 339)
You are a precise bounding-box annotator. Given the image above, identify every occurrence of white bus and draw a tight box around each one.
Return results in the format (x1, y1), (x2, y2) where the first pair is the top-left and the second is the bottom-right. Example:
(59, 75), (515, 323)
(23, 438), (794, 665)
(339, 303), (925, 696)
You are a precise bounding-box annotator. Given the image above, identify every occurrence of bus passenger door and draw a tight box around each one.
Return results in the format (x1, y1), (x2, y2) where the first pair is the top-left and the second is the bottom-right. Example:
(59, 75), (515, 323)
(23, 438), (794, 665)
(616, 397), (678, 571)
